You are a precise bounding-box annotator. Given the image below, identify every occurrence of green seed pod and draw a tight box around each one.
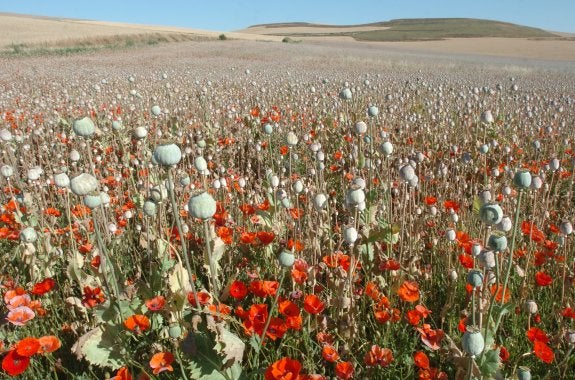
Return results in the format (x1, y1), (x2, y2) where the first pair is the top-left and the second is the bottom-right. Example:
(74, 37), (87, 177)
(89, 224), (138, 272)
(70, 173), (98, 196)
(462, 327), (485, 357)
(517, 366), (531, 380)
(153, 144), (182, 166)
(73, 117), (95, 138)
(143, 199), (158, 217)
(20, 227), (38, 243)
(83, 193), (102, 209)
(466, 270), (484, 288)
(488, 234), (508, 251)
(479, 203), (503, 225)
(514, 170), (532, 189)
(188, 191), (216, 220)
(168, 323), (182, 339)
(277, 249), (295, 268)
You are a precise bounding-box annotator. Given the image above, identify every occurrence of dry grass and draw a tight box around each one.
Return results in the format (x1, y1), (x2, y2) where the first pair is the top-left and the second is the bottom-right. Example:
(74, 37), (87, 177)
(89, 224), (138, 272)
(0, 12), (282, 49)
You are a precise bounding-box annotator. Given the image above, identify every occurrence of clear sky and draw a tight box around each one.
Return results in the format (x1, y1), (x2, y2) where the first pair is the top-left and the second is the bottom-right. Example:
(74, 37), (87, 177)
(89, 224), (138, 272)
(1, 0), (573, 33)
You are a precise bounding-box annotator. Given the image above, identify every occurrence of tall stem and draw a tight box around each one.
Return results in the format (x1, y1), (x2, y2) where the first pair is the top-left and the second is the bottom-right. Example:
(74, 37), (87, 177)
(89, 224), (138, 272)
(167, 168), (200, 310)
(501, 190), (523, 305)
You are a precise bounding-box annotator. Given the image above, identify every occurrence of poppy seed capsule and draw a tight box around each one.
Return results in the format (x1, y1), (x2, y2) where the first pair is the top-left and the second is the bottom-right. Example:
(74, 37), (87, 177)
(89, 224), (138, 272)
(446, 229), (456, 241)
(54, 173), (70, 188)
(188, 191), (216, 220)
(340, 88), (352, 100)
(467, 270), (484, 288)
(481, 110), (494, 124)
(143, 200), (158, 217)
(514, 170), (532, 189)
(83, 193), (103, 209)
(168, 323), (182, 338)
(20, 227), (38, 243)
(153, 144), (182, 166)
(368, 105), (379, 117)
(531, 176), (543, 189)
(277, 249), (295, 268)
(517, 366), (531, 380)
(194, 156), (207, 172)
(479, 203), (503, 225)
(73, 117), (95, 137)
(343, 227), (358, 244)
(112, 120), (123, 131)
(263, 123), (273, 134)
(399, 164), (416, 182)
(560, 220), (573, 235)
(355, 121), (367, 135)
(70, 173), (98, 196)
(524, 300), (538, 314)
(151, 105), (162, 116)
(380, 141), (393, 156)
(497, 216), (513, 232)
(488, 234), (508, 252)
(313, 193), (327, 210)
(0, 165), (13, 178)
(286, 132), (298, 146)
(346, 187), (365, 206)
(133, 126), (148, 139)
(462, 328), (485, 357)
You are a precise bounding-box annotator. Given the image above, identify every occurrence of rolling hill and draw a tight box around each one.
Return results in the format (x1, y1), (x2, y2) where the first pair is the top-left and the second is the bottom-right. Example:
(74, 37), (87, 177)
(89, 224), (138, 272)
(242, 18), (560, 41)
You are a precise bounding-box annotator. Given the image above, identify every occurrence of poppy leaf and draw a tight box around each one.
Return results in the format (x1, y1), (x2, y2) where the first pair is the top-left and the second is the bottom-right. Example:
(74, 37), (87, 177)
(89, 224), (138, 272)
(479, 348), (501, 377)
(214, 325), (245, 366)
(72, 327), (123, 370)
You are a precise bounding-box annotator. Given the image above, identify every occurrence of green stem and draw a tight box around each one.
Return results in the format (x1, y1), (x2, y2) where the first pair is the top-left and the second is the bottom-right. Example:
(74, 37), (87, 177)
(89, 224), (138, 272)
(204, 219), (219, 300)
(254, 269), (286, 368)
(167, 168), (201, 310)
(501, 190), (523, 305)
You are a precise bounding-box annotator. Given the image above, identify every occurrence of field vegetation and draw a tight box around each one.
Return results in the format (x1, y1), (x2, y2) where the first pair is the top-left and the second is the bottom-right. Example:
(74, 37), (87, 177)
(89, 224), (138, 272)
(0, 38), (573, 379)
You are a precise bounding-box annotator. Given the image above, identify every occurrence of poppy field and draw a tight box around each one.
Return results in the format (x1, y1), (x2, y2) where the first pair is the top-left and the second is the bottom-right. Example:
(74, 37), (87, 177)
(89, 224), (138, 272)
(0, 40), (574, 379)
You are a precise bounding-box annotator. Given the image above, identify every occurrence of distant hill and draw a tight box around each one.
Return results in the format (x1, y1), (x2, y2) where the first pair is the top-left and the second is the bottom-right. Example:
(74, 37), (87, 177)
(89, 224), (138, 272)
(243, 18), (560, 41)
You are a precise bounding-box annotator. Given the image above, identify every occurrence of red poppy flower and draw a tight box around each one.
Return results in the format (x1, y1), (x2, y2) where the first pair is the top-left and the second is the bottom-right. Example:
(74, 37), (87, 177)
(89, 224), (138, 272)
(15, 337), (40, 357)
(2, 350), (30, 376)
(240, 231), (257, 244)
(535, 271), (553, 286)
(266, 318), (288, 341)
(398, 281), (420, 303)
(149, 352), (174, 375)
(113, 367), (132, 380)
(334, 361), (354, 379)
(490, 283), (511, 303)
(425, 196), (437, 206)
(264, 357), (302, 380)
(416, 324), (444, 350)
(37, 336), (61, 354)
(30, 278), (55, 295)
(239, 204), (255, 216)
(145, 296), (166, 311)
(406, 309), (422, 325)
(363, 345), (394, 367)
(443, 200), (460, 213)
(533, 340), (554, 363)
(81, 286), (105, 308)
(229, 280), (248, 300)
(249, 280), (279, 298)
(187, 291), (211, 307)
(527, 327), (549, 343)
(303, 294), (325, 315)
(414, 351), (430, 369)
(124, 314), (150, 334)
(256, 231), (275, 245)
(321, 345), (340, 362)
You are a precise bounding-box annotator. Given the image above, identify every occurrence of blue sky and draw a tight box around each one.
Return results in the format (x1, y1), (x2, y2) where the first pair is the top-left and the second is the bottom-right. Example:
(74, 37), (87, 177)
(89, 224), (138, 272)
(1, 0), (573, 33)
